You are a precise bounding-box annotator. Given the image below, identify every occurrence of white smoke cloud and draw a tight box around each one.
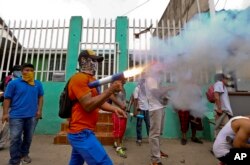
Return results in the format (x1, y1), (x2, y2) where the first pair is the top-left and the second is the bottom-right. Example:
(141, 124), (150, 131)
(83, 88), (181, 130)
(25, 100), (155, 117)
(136, 8), (250, 117)
(148, 8), (250, 81)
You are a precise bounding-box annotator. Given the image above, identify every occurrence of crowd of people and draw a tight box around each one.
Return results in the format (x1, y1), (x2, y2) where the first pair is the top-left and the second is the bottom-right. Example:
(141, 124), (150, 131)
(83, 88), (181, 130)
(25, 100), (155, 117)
(0, 49), (249, 165)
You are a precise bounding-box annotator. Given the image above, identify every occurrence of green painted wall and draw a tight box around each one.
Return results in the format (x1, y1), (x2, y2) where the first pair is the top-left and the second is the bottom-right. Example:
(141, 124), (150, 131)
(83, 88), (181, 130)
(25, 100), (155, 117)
(35, 82), (65, 134)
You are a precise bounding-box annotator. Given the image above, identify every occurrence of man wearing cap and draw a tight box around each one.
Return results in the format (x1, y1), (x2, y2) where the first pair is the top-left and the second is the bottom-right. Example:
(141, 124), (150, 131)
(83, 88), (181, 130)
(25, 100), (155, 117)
(0, 65), (22, 150)
(214, 73), (233, 137)
(67, 49), (127, 165)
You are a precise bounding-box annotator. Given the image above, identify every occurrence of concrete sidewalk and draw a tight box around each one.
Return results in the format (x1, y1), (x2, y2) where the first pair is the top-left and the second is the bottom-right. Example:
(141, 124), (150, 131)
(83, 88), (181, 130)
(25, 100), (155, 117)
(0, 135), (218, 165)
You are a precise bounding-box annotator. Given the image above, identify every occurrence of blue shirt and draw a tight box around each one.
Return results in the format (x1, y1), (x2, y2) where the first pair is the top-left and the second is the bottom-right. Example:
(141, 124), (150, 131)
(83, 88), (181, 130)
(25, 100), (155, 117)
(4, 78), (44, 118)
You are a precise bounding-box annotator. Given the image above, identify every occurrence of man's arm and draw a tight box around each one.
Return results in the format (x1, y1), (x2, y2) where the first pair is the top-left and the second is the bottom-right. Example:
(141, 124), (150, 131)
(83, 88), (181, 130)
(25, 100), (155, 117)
(2, 98), (11, 123)
(109, 94), (126, 110)
(36, 96), (43, 119)
(214, 92), (223, 114)
(233, 122), (250, 148)
(100, 102), (127, 118)
(78, 81), (122, 112)
(133, 98), (139, 116)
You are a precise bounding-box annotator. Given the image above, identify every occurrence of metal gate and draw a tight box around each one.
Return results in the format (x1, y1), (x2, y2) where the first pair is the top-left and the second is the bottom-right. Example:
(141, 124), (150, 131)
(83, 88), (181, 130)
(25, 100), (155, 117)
(0, 17), (210, 84)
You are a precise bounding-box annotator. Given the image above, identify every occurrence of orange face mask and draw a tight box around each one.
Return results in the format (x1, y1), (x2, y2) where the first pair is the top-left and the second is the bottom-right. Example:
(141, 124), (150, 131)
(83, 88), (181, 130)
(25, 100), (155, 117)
(22, 72), (35, 86)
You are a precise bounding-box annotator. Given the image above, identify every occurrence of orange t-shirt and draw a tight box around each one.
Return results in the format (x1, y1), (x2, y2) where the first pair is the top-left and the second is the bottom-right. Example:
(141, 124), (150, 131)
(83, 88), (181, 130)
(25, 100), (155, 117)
(67, 72), (99, 133)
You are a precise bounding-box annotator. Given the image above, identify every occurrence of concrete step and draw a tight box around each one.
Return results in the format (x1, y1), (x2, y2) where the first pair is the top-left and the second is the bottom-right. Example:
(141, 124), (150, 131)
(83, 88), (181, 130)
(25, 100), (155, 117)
(95, 122), (113, 133)
(53, 131), (114, 145)
(58, 121), (113, 132)
(53, 131), (69, 145)
(95, 132), (114, 145)
(54, 112), (114, 145)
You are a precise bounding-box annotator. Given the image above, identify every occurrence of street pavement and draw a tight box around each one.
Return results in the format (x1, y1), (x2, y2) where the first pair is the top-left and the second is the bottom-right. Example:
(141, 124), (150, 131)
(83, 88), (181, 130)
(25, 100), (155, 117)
(0, 135), (218, 165)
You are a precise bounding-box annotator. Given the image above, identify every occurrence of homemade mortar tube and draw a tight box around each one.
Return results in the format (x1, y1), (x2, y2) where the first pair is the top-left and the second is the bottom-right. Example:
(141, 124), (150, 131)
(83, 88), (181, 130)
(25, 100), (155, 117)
(88, 72), (124, 88)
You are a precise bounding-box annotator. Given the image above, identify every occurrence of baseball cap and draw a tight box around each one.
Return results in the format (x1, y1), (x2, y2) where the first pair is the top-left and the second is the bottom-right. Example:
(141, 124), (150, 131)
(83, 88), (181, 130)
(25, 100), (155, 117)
(78, 49), (104, 63)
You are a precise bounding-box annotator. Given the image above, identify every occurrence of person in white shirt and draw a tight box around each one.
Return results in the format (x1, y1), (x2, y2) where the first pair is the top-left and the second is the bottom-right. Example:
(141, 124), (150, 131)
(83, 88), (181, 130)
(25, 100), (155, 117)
(214, 73), (233, 136)
(133, 75), (150, 146)
(145, 71), (172, 165)
(213, 116), (250, 165)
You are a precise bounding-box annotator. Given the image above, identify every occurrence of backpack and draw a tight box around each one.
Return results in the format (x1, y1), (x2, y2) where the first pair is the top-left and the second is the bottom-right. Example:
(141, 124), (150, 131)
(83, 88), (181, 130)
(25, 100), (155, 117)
(58, 79), (76, 118)
(206, 85), (215, 103)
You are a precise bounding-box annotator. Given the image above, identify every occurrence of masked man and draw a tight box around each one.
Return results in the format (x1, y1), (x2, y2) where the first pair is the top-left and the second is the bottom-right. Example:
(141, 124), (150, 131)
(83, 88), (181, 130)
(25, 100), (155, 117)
(2, 63), (44, 165)
(67, 49), (127, 165)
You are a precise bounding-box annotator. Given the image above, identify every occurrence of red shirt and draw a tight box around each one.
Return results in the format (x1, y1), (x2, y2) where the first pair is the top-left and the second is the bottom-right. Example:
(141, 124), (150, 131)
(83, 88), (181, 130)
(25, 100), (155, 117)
(68, 72), (99, 133)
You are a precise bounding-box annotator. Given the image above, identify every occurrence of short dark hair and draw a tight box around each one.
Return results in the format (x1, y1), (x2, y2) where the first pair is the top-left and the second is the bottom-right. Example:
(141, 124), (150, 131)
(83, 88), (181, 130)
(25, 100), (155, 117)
(11, 65), (22, 73)
(21, 63), (34, 70)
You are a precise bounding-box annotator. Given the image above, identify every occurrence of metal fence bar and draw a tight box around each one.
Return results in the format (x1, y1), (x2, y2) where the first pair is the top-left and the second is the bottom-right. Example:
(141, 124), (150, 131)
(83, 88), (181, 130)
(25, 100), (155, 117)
(34, 20), (43, 79)
(108, 19), (113, 77)
(53, 20), (60, 73)
(25, 20), (33, 63)
(13, 20), (22, 65)
(0, 22), (4, 47)
(59, 19), (66, 72)
(101, 19), (107, 79)
(41, 20), (49, 81)
(6, 20), (16, 75)
(96, 19), (101, 78)
(19, 20), (27, 65)
(31, 20), (38, 64)
(46, 20), (54, 81)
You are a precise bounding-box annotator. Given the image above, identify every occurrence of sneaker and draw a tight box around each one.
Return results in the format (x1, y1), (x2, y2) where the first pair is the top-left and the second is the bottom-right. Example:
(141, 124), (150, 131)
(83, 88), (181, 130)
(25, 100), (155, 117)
(21, 155), (32, 164)
(116, 147), (127, 158)
(160, 151), (168, 158)
(191, 137), (203, 144)
(181, 138), (187, 145)
(113, 142), (117, 148)
(113, 142), (127, 150)
(136, 140), (142, 146)
(151, 162), (163, 165)
(8, 162), (23, 165)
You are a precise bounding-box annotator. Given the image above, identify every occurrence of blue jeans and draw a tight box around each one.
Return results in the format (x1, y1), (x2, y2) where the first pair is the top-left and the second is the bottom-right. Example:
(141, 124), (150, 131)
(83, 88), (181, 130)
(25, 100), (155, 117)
(9, 117), (37, 164)
(68, 129), (113, 165)
(136, 110), (150, 140)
